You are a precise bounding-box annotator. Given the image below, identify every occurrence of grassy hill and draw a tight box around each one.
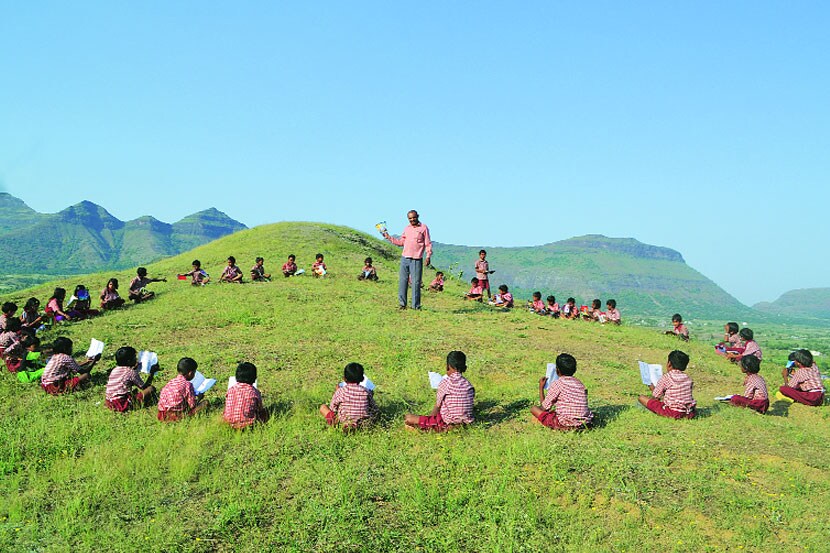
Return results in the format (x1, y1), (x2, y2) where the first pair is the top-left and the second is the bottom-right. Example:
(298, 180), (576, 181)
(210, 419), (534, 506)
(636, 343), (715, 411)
(1, 223), (829, 552)
(433, 235), (754, 320)
(754, 288), (830, 321)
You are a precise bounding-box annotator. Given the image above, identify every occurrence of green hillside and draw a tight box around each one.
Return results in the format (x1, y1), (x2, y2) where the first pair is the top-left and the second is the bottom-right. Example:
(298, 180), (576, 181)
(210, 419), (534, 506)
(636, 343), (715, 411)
(754, 288), (830, 321)
(1, 223), (829, 552)
(433, 235), (754, 319)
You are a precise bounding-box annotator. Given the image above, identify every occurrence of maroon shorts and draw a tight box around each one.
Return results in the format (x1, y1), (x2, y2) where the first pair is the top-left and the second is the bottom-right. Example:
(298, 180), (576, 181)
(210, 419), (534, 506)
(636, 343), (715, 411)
(646, 398), (696, 419)
(479, 279), (490, 292)
(729, 395), (769, 414)
(157, 409), (186, 422)
(418, 414), (450, 432)
(107, 391), (147, 413)
(535, 410), (592, 431)
(779, 386), (825, 407)
(5, 358), (22, 373)
(325, 410), (337, 425)
(42, 377), (81, 395)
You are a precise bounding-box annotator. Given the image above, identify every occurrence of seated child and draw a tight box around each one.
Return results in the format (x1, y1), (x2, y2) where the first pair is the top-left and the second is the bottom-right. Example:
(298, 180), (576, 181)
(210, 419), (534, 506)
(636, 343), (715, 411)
(715, 322), (743, 354)
(728, 355), (769, 414)
(220, 256), (244, 283)
(583, 299), (602, 321)
(778, 349), (825, 407)
(465, 277), (484, 301)
(404, 350), (475, 431)
(20, 298), (45, 333)
(605, 299), (621, 325)
(638, 350), (696, 419)
(67, 285), (100, 318)
(531, 352), (594, 430)
(312, 253), (327, 277)
(562, 297), (579, 320)
(545, 296), (560, 318)
(250, 257), (271, 282)
(665, 314), (689, 342)
(528, 291), (545, 314)
(100, 278), (126, 310)
(0, 301), (17, 331)
(45, 287), (76, 323)
(489, 284), (513, 308)
(105, 346), (159, 412)
(0, 317), (25, 372)
(224, 362), (269, 429)
(179, 259), (210, 285)
(17, 335), (46, 383)
(358, 257), (378, 281)
(726, 328), (761, 362)
(282, 254), (298, 277)
(40, 337), (100, 395)
(157, 357), (208, 421)
(319, 362), (379, 429)
(129, 267), (166, 302)
(428, 271), (445, 292)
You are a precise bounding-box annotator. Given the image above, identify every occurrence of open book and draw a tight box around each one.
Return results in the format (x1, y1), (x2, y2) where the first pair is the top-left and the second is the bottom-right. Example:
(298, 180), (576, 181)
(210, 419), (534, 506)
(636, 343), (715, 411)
(339, 375), (375, 391)
(375, 221), (388, 234)
(543, 363), (559, 390)
(428, 371), (447, 389)
(139, 350), (158, 374)
(85, 338), (105, 358)
(228, 376), (258, 390)
(638, 361), (663, 386)
(189, 370), (217, 394)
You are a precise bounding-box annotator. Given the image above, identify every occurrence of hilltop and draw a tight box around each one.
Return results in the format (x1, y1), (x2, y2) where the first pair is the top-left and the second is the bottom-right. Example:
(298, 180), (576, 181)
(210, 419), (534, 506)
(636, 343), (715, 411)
(433, 235), (753, 319)
(753, 287), (830, 321)
(1, 222), (828, 552)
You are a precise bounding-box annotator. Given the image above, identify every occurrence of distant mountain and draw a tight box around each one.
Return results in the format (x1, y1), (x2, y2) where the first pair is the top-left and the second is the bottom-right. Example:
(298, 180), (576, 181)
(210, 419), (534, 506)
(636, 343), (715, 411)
(432, 234), (753, 319)
(753, 288), (830, 321)
(0, 193), (246, 278)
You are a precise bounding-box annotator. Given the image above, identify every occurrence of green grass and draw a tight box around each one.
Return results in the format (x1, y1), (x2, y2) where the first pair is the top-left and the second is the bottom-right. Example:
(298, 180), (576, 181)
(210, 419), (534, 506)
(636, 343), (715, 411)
(1, 223), (829, 552)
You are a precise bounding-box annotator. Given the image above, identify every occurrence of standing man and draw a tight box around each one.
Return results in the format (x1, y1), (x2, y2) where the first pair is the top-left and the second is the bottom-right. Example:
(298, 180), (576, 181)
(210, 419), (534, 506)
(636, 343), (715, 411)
(383, 210), (432, 310)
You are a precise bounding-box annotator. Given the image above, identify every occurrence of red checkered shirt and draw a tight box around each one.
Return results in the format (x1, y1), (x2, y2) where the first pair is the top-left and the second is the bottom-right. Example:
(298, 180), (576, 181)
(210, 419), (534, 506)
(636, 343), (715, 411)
(157, 374), (198, 413)
(541, 376), (594, 427)
(742, 373), (768, 400)
(101, 287), (121, 303)
(330, 383), (379, 425)
(41, 353), (82, 386)
(221, 265), (242, 281)
(106, 365), (146, 401)
(606, 308), (621, 323)
(728, 333), (743, 348)
(223, 383), (263, 428)
(789, 364), (824, 393)
(652, 370), (696, 414)
(0, 331), (23, 358)
(129, 276), (150, 295)
(673, 324), (689, 338)
(437, 372), (475, 424)
(741, 340), (762, 360)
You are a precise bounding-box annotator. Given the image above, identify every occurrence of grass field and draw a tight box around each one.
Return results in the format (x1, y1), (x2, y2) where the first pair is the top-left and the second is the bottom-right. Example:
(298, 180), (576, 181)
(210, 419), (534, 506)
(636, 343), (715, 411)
(1, 223), (829, 552)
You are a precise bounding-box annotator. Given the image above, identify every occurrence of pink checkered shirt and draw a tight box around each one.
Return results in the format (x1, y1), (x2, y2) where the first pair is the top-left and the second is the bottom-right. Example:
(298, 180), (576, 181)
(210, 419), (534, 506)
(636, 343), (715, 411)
(742, 373), (768, 400)
(223, 383), (263, 428)
(41, 353), (82, 386)
(0, 331), (22, 357)
(468, 284), (483, 296)
(101, 287), (120, 303)
(330, 383), (379, 425)
(606, 308), (621, 323)
(547, 302), (560, 314)
(282, 261), (297, 273)
(728, 333), (743, 348)
(474, 259), (489, 281)
(652, 370), (696, 414)
(501, 292), (514, 307)
(741, 340), (762, 360)
(386, 222), (432, 259)
(0, 314), (7, 330)
(673, 324), (689, 338)
(129, 276), (150, 294)
(221, 265), (242, 280)
(532, 299), (545, 312)
(157, 374), (198, 413)
(437, 372), (475, 424)
(106, 365), (146, 401)
(541, 376), (594, 427)
(789, 364), (824, 393)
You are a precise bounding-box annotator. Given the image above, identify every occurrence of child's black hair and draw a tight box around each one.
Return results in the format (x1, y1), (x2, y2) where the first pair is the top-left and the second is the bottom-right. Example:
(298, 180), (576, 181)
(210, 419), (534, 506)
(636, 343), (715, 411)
(739, 328), (753, 341)
(107, 278), (119, 290)
(792, 349), (813, 367)
(316, 253), (324, 260)
(447, 351), (467, 373)
(364, 257), (372, 264)
(137, 267), (148, 277)
(499, 284), (509, 293)
(192, 259), (201, 268)
(532, 291), (542, 300)
(288, 254), (295, 260)
(471, 277), (479, 284)
(668, 350), (690, 371)
(740, 355), (761, 374)
(255, 257), (264, 263)
(726, 322), (739, 334)
(52, 287), (67, 301)
(73, 284), (86, 295)
(177, 357), (198, 375)
(52, 337), (73, 355)
(546, 295), (556, 303)
(1, 301), (16, 315)
(236, 362), (257, 384)
(21, 334), (39, 349)
(24, 298), (40, 311)
(606, 299), (616, 308)
(435, 271), (443, 276)
(479, 249), (487, 255)
(591, 299), (601, 309)
(556, 353), (577, 376)
(567, 297), (575, 304)
(672, 313), (683, 323)
(343, 362), (364, 384)
(788, 351), (797, 362)
(227, 256), (236, 264)
(4, 317), (21, 332)
(115, 346), (138, 367)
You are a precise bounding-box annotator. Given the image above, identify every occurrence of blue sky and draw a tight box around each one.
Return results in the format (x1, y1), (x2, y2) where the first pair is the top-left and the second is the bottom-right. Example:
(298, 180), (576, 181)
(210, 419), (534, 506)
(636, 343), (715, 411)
(1, 2), (828, 306)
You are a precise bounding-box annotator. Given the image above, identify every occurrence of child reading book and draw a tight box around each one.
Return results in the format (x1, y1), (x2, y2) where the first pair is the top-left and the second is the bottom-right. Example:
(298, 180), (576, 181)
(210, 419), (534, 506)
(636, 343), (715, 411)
(358, 257), (378, 281)
(778, 349), (825, 406)
(312, 254), (327, 277)
(20, 298), (45, 333)
(66, 285), (99, 319)
(489, 285), (513, 308)
(638, 350), (696, 419)
(41, 337), (100, 395)
(128, 267), (166, 302)
(583, 299), (602, 321)
(157, 357), (208, 421)
(320, 362), (379, 429)
(530, 353), (594, 430)
(105, 346), (160, 412)
(428, 271), (444, 292)
(100, 278), (126, 310)
(665, 314), (689, 341)
(179, 259), (210, 285)
(0, 318), (24, 372)
(562, 298), (579, 319)
(224, 362), (269, 429)
(465, 278), (484, 301)
(605, 299), (621, 325)
(220, 256), (244, 283)
(726, 355), (769, 413)
(545, 296), (560, 318)
(726, 328), (762, 362)
(250, 257), (271, 282)
(282, 254), (298, 277)
(404, 351), (475, 431)
(528, 291), (545, 314)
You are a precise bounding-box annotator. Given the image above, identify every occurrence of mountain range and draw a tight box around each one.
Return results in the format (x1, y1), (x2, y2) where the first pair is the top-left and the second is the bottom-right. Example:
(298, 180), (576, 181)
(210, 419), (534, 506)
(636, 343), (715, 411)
(753, 288), (830, 321)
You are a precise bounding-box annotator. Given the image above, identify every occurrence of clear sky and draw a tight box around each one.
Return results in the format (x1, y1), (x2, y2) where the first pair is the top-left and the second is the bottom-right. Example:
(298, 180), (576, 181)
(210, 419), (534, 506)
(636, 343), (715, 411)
(2, 2), (828, 306)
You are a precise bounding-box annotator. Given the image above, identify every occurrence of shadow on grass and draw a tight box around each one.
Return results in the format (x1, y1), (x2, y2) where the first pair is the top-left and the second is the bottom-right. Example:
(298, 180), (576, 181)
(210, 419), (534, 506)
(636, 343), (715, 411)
(767, 400), (791, 417)
(377, 399), (418, 426)
(266, 400), (294, 418)
(590, 404), (629, 428)
(475, 399), (532, 428)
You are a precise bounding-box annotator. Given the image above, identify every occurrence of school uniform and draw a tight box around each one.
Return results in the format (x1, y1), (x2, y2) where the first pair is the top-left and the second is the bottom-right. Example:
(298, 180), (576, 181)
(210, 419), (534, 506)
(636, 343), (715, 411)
(105, 365), (148, 412)
(740, 340), (762, 361)
(673, 324), (690, 340)
(537, 376), (594, 430)
(281, 262), (297, 276)
(474, 259), (490, 293)
(41, 353), (83, 394)
(606, 308), (621, 324)
(157, 374), (198, 421)
(327, 383), (379, 427)
(500, 292), (514, 308)
(647, 370), (696, 419)
(223, 383), (266, 429)
(221, 265), (243, 282)
(729, 373), (769, 413)
(780, 364), (825, 406)
(128, 276), (151, 300)
(419, 372), (475, 431)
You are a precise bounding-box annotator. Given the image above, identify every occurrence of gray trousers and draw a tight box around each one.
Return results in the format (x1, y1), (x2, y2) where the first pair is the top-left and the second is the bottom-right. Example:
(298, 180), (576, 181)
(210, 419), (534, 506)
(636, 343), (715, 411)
(398, 257), (423, 309)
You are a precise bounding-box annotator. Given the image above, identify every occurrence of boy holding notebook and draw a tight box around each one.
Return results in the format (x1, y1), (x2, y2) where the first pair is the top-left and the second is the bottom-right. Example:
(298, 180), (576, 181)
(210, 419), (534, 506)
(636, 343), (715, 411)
(157, 357), (207, 421)
(531, 353), (593, 430)
(320, 362), (379, 429)
(105, 346), (159, 412)
(778, 349), (825, 407)
(404, 351), (474, 431)
(224, 362), (269, 429)
(638, 350), (696, 419)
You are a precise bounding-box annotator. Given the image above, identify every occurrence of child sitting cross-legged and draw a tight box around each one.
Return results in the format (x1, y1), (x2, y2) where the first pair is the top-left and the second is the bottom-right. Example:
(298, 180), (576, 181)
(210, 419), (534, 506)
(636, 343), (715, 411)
(726, 328), (761, 362)
(0, 301), (17, 332)
(778, 349), (825, 407)
(605, 299), (621, 325)
(727, 355), (769, 414)
(105, 346), (159, 412)
(41, 337), (100, 395)
(404, 351), (475, 432)
(358, 257), (379, 281)
(0, 317), (25, 372)
(220, 256), (244, 283)
(464, 277), (484, 301)
(319, 362), (379, 429)
(224, 362), (269, 429)
(428, 271), (444, 292)
(128, 267), (166, 302)
(528, 291), (545, 314)
(530, 353), (594, 430)
(157, 357), (208, 422)
(638, 350), (696, 419)
(489, 284), (514, 308)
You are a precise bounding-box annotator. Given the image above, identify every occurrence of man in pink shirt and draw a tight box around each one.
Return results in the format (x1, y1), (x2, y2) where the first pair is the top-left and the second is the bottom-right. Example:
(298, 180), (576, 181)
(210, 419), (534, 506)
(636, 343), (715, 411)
(383, 210), (432, 310)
